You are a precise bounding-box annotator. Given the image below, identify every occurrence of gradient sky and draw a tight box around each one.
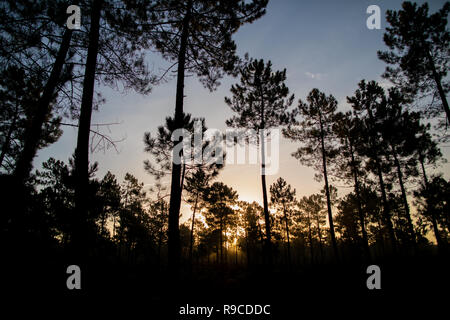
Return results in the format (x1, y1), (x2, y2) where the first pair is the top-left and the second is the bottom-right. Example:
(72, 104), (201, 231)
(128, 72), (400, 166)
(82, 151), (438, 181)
(35, 0), (450, 221)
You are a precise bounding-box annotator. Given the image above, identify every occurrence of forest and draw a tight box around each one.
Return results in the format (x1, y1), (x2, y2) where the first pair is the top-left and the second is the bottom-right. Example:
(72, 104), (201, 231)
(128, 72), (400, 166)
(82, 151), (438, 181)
(1, 0), (449, 317)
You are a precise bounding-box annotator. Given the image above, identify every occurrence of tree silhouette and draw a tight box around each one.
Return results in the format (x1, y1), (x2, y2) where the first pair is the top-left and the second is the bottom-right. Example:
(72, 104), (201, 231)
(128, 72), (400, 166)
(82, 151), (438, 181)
(415, 176), (450, 251)
(0, 66), (62, 174)
(297, 194), (327, 263)
(0, 0), (74, 184)
(377, 89), (421, 249)
(142, 0), (267, 272)
(203, 182), (237, 264)
(144, 114), (223, 184)
(117, 173), (151, 262)
(238, 201), (263, 267)
(226, 58), (295, 264)
(333, 111), (370, 259)
(378, 1), (450, 123)
(184, 168), (212, 263)
(283, 88), (339, 260)
(411, 121), (445, 250)
(347, 80), (397, 253)
(97, 171), (121, 239)
(270, 177), (295, 267)
(72, 0), (157, 256)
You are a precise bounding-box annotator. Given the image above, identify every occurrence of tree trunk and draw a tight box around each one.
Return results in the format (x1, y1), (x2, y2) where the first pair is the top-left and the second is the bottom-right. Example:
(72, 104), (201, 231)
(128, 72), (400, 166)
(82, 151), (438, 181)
(13, 28), (73, 183)
(235, 240), (238, 265)
(419, 157), (444, 251)
(73, 0), (102, 257)
(349, 139), (371, 260)
(180, 163), (186, 194)
(392, 149), (417, 249)
(316, 218), (324, 263)
(426, 50), (450, 123)
(220, 218), (224, 264)
(245, 227), (251, 267)
(168, 2), (191, 274)
(282, 202), (291, 267)
(260, 135), (272, 265)
(307, 214), (314, 264)
(375, 159), (397, 253)
(189, 192), (199, 263)
(258, 81), (272, 266)
(318, 113), (339, 261)
(366, 106), (397, 253)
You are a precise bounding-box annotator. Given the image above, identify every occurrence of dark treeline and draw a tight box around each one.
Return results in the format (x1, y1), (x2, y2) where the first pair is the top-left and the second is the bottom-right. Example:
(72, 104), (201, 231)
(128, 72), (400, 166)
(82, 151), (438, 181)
(0, 0), (449, 314)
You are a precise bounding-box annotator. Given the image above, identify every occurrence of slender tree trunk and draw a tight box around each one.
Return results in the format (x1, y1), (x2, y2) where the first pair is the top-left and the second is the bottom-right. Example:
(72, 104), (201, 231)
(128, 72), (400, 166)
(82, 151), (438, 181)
(349, 140), (371, 260)
(316, 218), (323, 263)
(318, 114), (339, 260)
(220, 219), (223, 264)
(180, 163), (186, 194)
(419, 157), (444, 251)
(419, 157), (429, 187)
(375, 160), (397, 253)
(260, 129), (272, 265)
(282, 202), (291, 267)
(257, 81), (272, 266)
(377, 217), (385, 257)
(235, 240), (238, 265)
(13, 28), (73, 183)
(307, 215), (314, 264)
(73, 0), (102, 257)
(245, 228), (250, 267)
(426, 50), (450, 123)
(189, 192), (199, 263)
(392, 150), (417, 249)
(366, 107), (397, 253)
(158, 226), (163, 268)
(168, 2), (191, 274)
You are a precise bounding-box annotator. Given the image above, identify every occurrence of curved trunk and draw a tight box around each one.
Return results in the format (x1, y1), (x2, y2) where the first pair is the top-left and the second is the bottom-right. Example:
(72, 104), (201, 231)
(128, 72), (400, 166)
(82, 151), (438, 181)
(425, 49), (450, 122)
(14, 27), (73, 183)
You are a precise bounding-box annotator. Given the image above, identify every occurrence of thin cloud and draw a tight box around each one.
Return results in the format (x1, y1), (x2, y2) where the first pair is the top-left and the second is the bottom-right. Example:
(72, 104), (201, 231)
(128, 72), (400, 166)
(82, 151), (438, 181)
(305, 71), (325, 80)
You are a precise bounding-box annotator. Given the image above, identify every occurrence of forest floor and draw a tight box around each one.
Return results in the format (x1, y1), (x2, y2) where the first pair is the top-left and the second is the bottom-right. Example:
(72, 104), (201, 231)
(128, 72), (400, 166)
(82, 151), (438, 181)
(3, 250), (448, 318)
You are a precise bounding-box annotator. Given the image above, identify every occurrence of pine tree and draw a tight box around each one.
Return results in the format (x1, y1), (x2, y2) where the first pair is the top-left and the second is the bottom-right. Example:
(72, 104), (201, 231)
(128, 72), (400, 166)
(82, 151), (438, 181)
(184, 168), (212, 263)
(0, 1), (74, 182)
(378, 1), (450, 123)
(333, 111), (370, 259)
(72, 0), (158, 256)
(283, 88), (339, 260)
(142, 0), (267, 272)
(226, 58), (295, 264)
(270, 177), (295, 267)
(203, 182), (238, 264)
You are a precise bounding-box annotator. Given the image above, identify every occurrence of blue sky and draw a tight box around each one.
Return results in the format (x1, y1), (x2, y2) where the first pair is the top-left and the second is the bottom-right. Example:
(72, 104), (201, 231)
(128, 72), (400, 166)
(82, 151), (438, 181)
(35, 0), (449, 220)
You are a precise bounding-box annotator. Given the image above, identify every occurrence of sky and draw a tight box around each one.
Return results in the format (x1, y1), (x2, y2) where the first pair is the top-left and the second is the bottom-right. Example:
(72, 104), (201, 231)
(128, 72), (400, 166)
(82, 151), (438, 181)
(35, 0), (450, 222)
